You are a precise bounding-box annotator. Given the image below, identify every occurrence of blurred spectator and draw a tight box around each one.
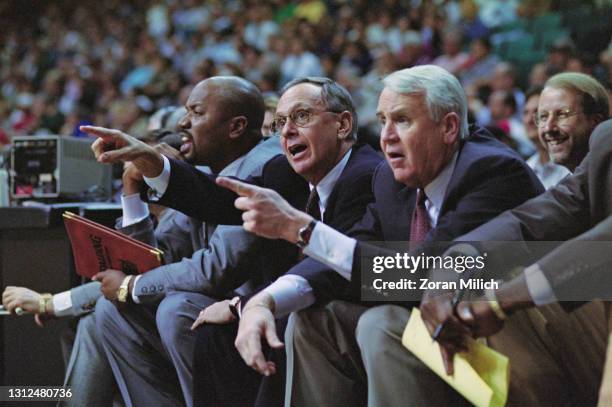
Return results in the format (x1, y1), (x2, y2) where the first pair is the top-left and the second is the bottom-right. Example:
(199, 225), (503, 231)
(0, 0), (608, 148)
(491, 62), (525, 114)
(280, 38), (323, 85)
(294, 0), (327, 25)
(396, 31), (428, 68)
(244, 4), (279, 51)
(547, 38), (575, 71)
(459, 37), (500, 87)
(459, 0), (490, 40)
(261, 94), (278, 138)
(432, 29), (469, 75)
(359, 47), (397, 135)
(488, 89), (535, 157)
(476, 0), (518, 29)
(529, 63), (550, 88)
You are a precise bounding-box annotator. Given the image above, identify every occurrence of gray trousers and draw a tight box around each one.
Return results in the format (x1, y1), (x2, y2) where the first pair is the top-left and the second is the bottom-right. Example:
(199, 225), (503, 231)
(59, 311), (118, 407)
(290, 301), (584, 407)
(96, 292), (215, 407)
(290, 301), (468, 407)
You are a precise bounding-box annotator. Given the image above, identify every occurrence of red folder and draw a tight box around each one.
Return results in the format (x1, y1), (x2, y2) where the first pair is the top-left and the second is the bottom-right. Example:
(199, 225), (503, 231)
(63, 211), (164, 278)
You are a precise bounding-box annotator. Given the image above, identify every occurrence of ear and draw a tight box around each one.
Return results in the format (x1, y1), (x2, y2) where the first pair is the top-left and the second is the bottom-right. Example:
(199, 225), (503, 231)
(440, 112), (460, 145)
(229, 116), (248, 139)
(336, 111), (354, 141)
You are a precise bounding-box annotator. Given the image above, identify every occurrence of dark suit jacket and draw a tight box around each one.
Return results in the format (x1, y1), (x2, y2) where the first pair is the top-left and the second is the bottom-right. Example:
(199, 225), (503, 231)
(289, 126), (545, 303)
(460, 119), (612, 306)
(146, 143), (383, 291)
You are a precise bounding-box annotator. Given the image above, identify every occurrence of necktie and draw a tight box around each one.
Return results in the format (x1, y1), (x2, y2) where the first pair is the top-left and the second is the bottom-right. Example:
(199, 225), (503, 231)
(409, 189), (431, 250)
(305, 187), (321, 221)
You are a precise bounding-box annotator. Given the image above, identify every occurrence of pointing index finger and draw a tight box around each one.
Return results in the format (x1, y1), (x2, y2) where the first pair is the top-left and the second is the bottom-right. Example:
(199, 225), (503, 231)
(216, 177), (259, 197)
(79, 125), (123, 141)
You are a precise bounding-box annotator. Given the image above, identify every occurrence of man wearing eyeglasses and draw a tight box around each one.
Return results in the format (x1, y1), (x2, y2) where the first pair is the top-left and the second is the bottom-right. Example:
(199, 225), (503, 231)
(523, 85), (570, 190)
(535, 72), (609, 172)
(420, 73), (610, 404)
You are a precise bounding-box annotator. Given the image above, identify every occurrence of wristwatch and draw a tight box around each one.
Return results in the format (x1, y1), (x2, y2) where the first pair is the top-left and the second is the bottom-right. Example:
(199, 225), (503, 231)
(117, 275), (134, 303)
(228, 296), (241, 319)
(38, 293), (53, 314)
(296, 220), (318, 249)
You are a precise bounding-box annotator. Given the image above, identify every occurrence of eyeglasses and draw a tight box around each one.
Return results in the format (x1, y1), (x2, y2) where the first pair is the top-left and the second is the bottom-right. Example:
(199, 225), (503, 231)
(271, 108), (338, 133)
(534, 108), (582, 128)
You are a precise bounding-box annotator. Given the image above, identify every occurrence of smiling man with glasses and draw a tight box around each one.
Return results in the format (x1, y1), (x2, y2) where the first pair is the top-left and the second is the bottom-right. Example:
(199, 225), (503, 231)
(535, 72), (608, 171)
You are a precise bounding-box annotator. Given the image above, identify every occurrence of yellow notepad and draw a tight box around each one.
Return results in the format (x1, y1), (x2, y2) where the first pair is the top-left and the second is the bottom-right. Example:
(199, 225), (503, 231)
(401, 309), (510, 407)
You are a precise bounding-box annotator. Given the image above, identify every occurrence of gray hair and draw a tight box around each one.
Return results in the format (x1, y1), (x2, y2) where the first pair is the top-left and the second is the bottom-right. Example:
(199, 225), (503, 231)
(383, 65), (469, 139)
(280, 77), (358, 140)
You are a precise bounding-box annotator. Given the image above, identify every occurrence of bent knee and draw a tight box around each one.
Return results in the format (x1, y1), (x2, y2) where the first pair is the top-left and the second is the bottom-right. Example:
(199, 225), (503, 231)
(356, 305), (407, 350)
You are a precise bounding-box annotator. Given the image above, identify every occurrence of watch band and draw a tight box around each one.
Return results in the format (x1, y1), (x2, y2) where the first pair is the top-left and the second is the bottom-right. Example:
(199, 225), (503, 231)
(296, 220), (318, 249)
(228, 296), (241, 319)
(38, 293), (53, 314)
(117, 275), (134, 303)
(485, 289), (507, 320)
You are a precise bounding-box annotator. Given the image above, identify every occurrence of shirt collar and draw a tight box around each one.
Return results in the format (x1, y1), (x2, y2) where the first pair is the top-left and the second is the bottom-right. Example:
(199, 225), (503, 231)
(310, 149), (352, 209)
(219, 154), (248, 177)
(423, 151), (458, 214)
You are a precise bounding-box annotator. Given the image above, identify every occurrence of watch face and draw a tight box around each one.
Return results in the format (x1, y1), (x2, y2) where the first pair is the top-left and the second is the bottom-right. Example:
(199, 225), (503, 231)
(297, 220), (316, 248)
(117, 288), (127, 302)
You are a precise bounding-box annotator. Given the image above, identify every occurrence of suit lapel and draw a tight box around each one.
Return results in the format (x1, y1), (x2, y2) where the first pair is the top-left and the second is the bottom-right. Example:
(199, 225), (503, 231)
(438, 138), (468, 217)
(323, 145), (361, 223)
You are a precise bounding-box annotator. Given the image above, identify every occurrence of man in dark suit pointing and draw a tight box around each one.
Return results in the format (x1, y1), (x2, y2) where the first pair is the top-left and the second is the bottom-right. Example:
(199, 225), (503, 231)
(220, 65), (546, 406)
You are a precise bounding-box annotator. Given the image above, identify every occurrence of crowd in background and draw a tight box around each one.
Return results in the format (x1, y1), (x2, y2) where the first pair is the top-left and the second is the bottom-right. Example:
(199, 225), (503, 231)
(0, 0), (611, 150)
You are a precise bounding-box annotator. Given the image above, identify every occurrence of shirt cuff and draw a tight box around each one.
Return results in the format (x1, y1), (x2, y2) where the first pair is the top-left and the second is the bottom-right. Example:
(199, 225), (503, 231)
(52, 291), (74, 317)
(263, 275), (315, 318)
(121, 194), (150, 227)
(144, 155), (171, 200)
(302, 222), (355, 281)
(131, 275), (143, 304)
(525, 263), (557, 306)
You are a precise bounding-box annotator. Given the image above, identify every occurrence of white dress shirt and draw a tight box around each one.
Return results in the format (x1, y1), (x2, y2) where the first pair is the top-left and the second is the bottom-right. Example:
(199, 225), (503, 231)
(263, 150), (352, 317)
(266, 152), (458, 317)
(52, 290), (74, 317)
(524, 263), (557, 305)
(526, 153), (570, 191)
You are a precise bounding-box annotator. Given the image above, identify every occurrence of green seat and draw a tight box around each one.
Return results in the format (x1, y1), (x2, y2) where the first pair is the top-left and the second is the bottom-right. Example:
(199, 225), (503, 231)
(528, 12), (562, 31)
(495, 19), (528, 34)
(505, 35), (535, 61)
(534, 29), (571, 51)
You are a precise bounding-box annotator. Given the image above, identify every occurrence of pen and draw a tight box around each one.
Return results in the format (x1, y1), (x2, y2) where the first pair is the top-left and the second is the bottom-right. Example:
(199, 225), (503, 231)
(431, 288), (466, 341)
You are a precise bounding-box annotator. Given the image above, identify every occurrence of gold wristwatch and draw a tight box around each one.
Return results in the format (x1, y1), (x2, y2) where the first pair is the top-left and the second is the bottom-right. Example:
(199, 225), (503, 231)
(38, 293), (53, 314)
(117, 275), (134, 303)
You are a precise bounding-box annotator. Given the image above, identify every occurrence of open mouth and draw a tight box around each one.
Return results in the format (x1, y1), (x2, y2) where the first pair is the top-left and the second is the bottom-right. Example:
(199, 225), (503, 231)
(180, 134), (193, 154)
(288, 144), (308, 157)
(544, 136), (569, 146)
(386, 151), (405, 160)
